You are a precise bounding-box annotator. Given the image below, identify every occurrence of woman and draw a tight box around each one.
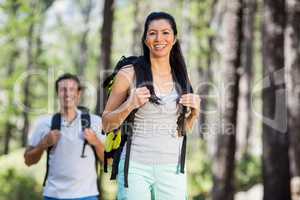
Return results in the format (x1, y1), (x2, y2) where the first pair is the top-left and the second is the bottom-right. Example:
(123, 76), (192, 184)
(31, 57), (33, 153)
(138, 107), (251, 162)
(102, 12), (200, 200)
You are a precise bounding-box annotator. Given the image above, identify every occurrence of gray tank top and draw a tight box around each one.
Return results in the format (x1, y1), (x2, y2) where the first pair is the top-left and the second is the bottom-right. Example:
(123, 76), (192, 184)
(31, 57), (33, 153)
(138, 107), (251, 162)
(122, 86), (183, 165)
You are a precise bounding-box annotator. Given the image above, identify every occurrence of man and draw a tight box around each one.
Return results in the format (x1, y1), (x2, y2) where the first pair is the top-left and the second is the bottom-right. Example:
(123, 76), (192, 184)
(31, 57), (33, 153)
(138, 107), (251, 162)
(24, 73), (105, 200)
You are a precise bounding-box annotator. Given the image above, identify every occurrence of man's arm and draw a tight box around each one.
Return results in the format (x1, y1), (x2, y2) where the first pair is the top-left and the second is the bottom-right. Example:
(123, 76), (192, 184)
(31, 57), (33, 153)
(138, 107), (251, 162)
(93, 139), (105, 162)
(24, 143), (47, 166)
(24, 130), (61, 166)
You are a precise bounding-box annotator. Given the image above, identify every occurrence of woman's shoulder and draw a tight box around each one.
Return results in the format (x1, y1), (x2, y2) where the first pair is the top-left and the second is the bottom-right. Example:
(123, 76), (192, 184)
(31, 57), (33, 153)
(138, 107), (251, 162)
(118, 64), (135, 81)
(110, 64), (136, 93)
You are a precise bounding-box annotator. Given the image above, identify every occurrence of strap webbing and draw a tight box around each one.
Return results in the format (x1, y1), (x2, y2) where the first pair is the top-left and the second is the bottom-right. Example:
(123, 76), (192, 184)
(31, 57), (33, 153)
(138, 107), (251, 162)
(80, 112), (91, 158)
(43, 113), (61, 186)
(124, 134), (132, 188)
(110, 132), (127, 180)
(180, 135), (187, 173)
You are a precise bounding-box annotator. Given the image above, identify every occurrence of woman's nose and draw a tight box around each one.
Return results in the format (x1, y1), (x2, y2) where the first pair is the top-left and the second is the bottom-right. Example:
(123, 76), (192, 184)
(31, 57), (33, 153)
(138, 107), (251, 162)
(155, 33), (162, 41)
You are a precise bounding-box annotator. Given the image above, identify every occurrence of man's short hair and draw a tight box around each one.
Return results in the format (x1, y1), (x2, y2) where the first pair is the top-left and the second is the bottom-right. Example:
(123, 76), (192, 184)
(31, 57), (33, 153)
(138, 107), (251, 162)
(55, 73), (82, 93)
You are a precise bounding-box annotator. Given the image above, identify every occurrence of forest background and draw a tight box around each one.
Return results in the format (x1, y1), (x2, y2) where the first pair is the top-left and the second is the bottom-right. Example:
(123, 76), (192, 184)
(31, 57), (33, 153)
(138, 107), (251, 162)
(0, 0), (299, 200)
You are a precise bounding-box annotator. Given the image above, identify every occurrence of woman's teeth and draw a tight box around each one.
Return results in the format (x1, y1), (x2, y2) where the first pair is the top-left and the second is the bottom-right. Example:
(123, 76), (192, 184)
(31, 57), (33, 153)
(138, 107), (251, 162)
(154, 44), (166, 49)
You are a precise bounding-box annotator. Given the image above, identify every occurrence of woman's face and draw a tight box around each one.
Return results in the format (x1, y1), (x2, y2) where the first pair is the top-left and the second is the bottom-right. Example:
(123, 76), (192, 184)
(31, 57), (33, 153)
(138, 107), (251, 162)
(145, 19), (176, 59)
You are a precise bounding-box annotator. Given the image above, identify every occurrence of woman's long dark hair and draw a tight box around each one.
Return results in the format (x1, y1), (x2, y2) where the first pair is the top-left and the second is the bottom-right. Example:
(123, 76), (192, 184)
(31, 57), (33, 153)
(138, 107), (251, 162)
(137, 11), (193, 136)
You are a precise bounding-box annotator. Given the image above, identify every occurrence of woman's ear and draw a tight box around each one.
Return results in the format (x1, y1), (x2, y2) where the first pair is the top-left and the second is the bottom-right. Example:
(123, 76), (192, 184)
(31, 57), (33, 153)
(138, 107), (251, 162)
(173, 38), (177, 45)
(144, 39), (150, 48)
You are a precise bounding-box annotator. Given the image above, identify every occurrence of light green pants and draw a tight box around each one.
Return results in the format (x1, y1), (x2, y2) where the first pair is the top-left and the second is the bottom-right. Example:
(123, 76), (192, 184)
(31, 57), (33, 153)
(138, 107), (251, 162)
(117, 159), (188, 200)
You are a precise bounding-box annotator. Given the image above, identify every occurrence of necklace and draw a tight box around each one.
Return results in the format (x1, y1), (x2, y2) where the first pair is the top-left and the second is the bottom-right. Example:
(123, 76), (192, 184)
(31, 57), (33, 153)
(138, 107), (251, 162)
(63, 113), (78, 127)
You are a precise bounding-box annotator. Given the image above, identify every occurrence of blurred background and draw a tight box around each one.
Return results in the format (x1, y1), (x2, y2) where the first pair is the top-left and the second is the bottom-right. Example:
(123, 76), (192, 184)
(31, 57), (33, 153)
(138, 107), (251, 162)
(0, 0), (299, 200)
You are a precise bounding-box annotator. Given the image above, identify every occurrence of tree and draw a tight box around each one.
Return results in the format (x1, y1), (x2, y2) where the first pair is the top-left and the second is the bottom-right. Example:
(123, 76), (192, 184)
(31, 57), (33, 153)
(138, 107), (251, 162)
(75, 0), (93, 79)
(236, 0), (256, 158)
(196, 0), (218, 138)
(212, 0), (243, 200)
(2, 0), (20, 154)
(262, 0), (291, 199)
(180, 0), (192, 58)
(21, 0), (55, 147)
(94, 0), (115, 199)
(21, 2), (35, 147)
(131, 0), (149, 55)
(285, 0), (300, 178)
(95, 0), (115, 115)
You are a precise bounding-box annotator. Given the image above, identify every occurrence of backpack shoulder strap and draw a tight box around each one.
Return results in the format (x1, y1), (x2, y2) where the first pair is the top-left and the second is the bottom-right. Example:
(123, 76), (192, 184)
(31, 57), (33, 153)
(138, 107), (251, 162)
(180, 135), (187, 173)
(103, 55), (139, 91)
(79, 109), (101, 193)
(43, 112), (61, 187)
(132, 57), (145, 88)
(51, 113), (61, 130)
(80, 108), (91, 158)
(81, 110), (91, 130)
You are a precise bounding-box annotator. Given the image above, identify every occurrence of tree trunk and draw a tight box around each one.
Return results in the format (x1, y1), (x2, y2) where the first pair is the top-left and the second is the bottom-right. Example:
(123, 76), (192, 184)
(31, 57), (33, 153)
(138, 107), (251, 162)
(21, 0), (54, 147)
(197, 0), (217, 138)
(262, 0), (291, 199)
(285, 0), (300, 178)
(237, 0), (256, 158)
(77, 0), (93, 79)
(212, 1), (243, 200)
(131, 0), (149, 55)
(21, 22), (34, 147)
(95, 0), (115, 199)
(3, 0), (19, 154)
(36, 0), (55, 64)
(73, 0), (93, 105)
(198, 40), (213, 138)
(181, 0), (191, 58)
(4, 123), (13, 155)
(3, 40), (18, 154)
(95, 0), (115, 115)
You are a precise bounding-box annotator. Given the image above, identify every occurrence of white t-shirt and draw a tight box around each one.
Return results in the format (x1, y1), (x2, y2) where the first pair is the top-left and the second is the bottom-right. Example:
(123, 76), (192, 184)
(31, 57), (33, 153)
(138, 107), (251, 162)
(28, 110), (105, 199)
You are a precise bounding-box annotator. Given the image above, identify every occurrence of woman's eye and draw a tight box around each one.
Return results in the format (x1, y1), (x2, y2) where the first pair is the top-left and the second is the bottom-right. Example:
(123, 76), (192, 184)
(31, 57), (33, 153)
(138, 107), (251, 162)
(163, 31), (170, 35)
(148, 32), (156, 35)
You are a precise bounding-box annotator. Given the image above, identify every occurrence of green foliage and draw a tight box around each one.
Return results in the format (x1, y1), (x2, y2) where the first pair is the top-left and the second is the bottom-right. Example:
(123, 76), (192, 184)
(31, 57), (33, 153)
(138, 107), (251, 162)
(0, 168), (42, 200)
(189, 0), (216, 70)
(0, 148), (46, 183)
(235, 153), (262, 191)
(187, 139), (262, 199)
(0, 0), (266, 199)
(187, 139), (213, 199)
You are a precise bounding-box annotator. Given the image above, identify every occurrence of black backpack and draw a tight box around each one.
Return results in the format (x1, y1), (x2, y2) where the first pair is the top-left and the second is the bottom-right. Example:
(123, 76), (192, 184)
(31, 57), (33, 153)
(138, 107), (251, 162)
(42, 106), (100, 191)
(102, 56), (188, 188)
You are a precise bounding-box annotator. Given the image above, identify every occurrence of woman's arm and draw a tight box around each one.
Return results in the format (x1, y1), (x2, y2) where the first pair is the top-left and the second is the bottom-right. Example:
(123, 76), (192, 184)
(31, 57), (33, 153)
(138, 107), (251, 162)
(102, 66), (134, 133)
(179, 93), (201, 133)
(102, 66), (151, 133)
(186, 109), (200, 132)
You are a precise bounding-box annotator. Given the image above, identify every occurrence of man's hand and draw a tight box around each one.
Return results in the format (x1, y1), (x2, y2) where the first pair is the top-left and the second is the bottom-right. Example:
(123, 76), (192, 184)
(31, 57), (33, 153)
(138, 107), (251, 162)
(40, 130), (61, 149)
(84, 128), (101, 146)
(84, 128), (105, 162)
(24, 130), (61, 166)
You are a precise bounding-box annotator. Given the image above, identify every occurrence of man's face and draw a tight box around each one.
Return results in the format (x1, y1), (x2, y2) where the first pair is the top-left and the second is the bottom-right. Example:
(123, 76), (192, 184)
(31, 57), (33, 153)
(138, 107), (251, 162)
(57, 79), (81, 110)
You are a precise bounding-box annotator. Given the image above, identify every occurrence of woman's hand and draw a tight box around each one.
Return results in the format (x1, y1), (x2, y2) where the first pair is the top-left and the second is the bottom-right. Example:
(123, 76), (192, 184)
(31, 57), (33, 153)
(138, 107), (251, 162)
(128, 86), (151, 109)
(179, 93), (201, 117)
